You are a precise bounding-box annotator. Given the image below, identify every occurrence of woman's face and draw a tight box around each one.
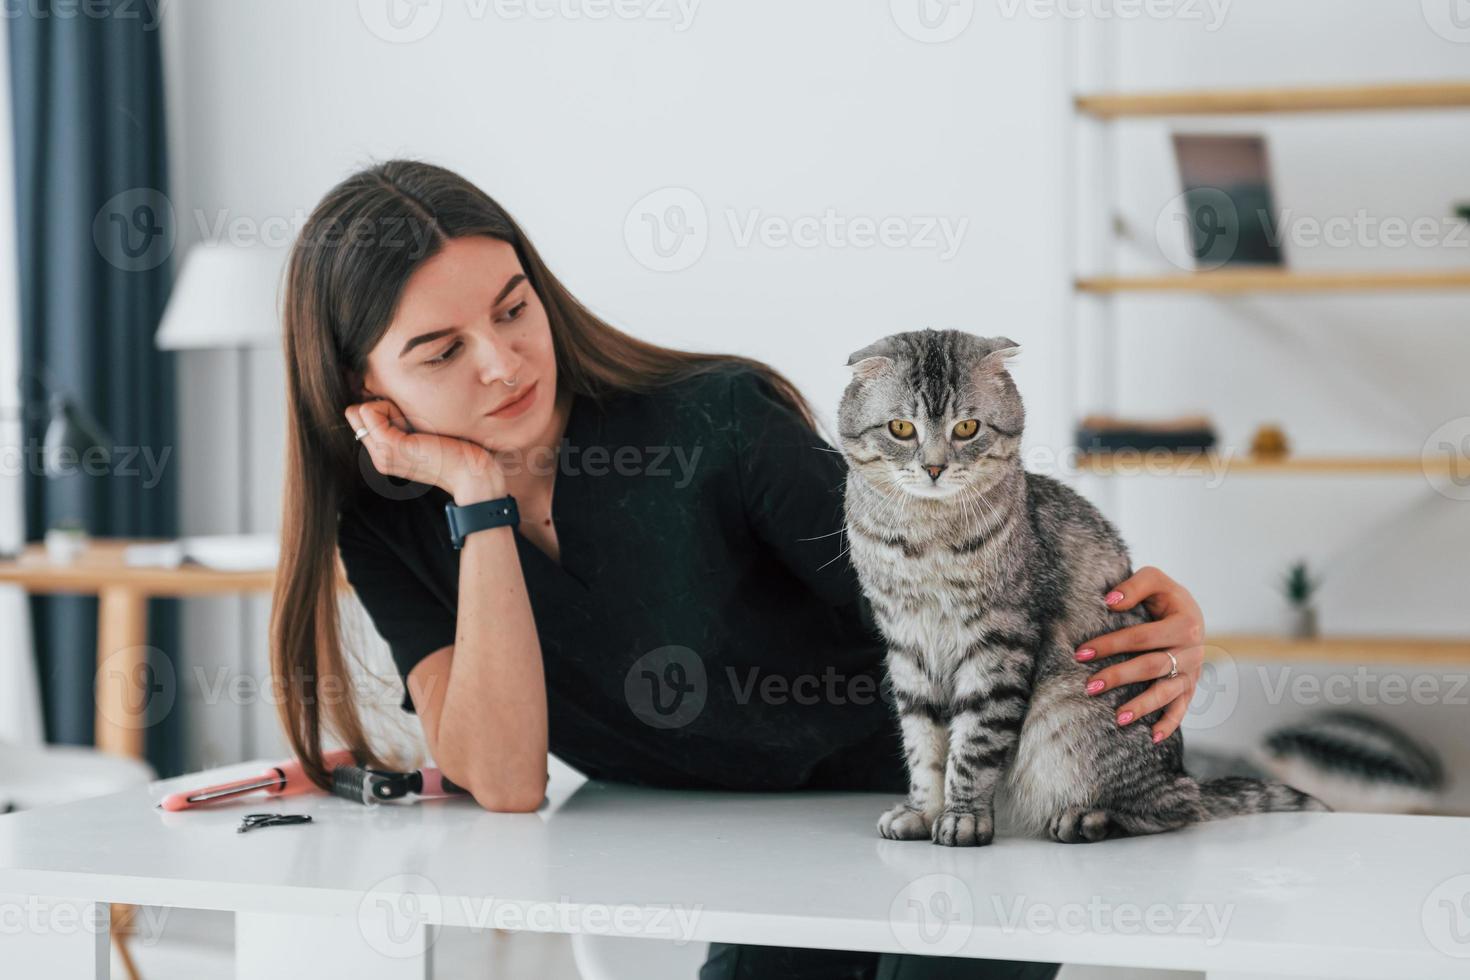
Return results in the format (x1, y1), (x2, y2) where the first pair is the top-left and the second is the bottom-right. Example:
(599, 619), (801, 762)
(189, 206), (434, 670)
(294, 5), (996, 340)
(355, 236), (561, 456)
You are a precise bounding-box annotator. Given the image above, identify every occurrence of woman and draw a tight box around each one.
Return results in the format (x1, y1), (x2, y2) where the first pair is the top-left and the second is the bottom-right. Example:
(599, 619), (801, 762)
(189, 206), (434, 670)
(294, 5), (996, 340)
(270, 159), (1207, 980)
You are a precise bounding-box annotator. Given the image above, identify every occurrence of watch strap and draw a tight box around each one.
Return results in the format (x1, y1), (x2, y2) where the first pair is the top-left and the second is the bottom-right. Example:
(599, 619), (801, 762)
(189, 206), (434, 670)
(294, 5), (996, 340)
(444, 494), (519, 549)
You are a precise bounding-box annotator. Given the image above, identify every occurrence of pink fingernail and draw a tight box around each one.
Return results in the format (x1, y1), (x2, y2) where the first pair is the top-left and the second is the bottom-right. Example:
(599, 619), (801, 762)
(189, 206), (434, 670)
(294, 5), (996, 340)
(1086, 679), (1104, 695)
(1075, 648), (1095, 661)
(1104, 591), (1124, 606)
(1152, 730), (1165, 743)
(1117, 710), (1134, 725)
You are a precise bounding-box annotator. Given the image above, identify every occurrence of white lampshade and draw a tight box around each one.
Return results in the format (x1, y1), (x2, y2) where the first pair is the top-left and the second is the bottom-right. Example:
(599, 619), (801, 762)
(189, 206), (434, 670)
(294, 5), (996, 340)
(155, 244), (289, 350)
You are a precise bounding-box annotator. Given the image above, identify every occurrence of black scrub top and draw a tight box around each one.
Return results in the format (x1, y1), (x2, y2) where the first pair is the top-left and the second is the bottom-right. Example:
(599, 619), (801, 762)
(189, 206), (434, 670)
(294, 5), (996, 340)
(335, 365), (906, 793)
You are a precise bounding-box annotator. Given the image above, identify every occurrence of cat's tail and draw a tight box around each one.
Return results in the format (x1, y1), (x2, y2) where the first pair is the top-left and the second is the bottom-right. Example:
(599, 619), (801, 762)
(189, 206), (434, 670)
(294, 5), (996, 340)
(1198, 776), (1331, 819)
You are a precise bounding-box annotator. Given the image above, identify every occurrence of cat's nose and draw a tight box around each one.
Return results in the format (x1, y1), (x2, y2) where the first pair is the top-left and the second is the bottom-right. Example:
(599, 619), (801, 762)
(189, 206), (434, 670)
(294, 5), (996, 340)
(924, 464), (946, 481)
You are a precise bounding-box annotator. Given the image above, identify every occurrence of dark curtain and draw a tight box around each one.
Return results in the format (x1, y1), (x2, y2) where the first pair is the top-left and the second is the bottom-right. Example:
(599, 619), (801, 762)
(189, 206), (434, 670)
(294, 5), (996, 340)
(8, 1), (181, 775)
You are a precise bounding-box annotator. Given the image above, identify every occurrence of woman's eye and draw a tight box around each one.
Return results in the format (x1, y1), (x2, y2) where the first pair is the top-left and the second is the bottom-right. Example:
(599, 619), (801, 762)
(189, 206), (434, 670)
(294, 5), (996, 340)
(426, 340), (461, 366)
(952, 419), (979, 439)
(499, 300), (528, 323)
(888, 419), (916, 440)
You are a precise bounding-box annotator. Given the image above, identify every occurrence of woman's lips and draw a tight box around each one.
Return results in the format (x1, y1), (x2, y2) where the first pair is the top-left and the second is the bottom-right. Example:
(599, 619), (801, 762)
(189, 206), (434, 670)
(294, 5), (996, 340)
(487, 380), (537, 419)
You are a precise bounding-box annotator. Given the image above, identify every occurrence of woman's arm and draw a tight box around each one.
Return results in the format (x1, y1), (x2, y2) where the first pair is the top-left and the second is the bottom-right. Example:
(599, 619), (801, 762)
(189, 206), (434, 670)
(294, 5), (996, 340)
(1071, 565), (1206, 744)
(346, 399), (548, 812)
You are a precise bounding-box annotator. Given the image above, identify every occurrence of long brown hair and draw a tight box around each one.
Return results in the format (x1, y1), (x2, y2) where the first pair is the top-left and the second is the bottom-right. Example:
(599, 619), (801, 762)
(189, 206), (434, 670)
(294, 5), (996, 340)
(271, 158), (819, 788)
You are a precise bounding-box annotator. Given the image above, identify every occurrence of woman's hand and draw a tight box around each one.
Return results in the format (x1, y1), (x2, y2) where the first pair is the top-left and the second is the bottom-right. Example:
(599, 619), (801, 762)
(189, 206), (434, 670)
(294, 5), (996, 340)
(344, 398), (504, 503)
(1073, 565), (1205, 744)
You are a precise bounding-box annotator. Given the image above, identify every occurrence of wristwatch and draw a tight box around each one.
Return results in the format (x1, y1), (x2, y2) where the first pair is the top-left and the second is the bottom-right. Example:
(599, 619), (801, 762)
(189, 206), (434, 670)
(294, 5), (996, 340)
(444, 494), (520, 549)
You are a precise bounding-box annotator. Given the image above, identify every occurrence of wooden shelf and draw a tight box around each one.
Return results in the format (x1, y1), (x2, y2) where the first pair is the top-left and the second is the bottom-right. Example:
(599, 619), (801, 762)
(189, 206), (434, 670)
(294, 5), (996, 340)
(1075, 269), (1470, 294)
(1075, 453), (1466, 478)
(1206, 633), (1470, 666)
(1076, 81), (1470, 118)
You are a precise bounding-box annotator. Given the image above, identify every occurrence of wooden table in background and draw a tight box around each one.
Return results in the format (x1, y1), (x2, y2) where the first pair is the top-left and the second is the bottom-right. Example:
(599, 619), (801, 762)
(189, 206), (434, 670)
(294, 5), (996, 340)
(0, 539), (276, 759)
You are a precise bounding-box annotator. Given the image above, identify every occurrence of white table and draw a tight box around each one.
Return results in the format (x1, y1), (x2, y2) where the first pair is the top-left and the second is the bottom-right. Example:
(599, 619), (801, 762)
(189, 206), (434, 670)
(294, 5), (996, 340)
(1, 759), (1467, 979)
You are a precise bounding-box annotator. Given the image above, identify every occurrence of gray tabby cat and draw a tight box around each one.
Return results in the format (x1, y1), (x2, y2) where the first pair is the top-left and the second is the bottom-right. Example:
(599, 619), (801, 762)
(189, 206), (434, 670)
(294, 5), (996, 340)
(837, 328), (1327, 846)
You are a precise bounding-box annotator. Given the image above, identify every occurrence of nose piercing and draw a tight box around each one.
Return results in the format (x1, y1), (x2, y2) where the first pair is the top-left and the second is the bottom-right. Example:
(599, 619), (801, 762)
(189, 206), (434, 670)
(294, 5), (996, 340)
(502, 375), (519, 386)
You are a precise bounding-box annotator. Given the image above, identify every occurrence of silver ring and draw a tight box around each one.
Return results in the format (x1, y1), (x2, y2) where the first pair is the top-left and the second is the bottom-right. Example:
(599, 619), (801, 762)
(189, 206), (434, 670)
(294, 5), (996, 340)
(354, 426), (369, 442)
(503, 375), (519, 387)
(1165, 650), (1179, 679)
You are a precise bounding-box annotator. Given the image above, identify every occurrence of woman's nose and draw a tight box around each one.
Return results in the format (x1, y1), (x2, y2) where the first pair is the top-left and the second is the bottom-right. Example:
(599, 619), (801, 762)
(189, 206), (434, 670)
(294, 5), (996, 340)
(475, 337), (520, 385)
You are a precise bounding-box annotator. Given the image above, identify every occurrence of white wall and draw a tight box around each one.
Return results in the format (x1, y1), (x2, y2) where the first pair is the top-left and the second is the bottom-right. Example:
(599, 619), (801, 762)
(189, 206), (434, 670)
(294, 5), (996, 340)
(160, 0), (1073, 767)
(159, 1), (1467, 799)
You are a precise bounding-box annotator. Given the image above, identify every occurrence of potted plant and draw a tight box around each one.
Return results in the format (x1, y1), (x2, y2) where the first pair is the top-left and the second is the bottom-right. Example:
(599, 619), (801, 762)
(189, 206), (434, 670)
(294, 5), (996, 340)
(1279, 560), (1321, 639)
(44, 518), (89, 564)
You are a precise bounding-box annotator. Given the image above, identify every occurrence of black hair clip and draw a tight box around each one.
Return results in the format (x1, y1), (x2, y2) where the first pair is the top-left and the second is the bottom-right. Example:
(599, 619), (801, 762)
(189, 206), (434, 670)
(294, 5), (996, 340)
(237, 812), (314, 834)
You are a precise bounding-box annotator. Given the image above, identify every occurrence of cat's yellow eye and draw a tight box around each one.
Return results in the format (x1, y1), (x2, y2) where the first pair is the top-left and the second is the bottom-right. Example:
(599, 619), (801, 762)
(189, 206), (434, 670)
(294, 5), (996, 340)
(952, 419), (980, 440)
(888, 419), (916, 440)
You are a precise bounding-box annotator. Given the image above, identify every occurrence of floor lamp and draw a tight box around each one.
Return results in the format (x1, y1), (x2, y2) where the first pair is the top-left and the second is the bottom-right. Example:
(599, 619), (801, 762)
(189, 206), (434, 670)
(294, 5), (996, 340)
(154, 244), (287, 757)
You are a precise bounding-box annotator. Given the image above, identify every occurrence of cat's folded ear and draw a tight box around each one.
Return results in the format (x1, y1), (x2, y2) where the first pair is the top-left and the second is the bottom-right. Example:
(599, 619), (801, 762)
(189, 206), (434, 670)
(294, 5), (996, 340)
(845, 338), (898, 381)
(982, 336), (1021, 366)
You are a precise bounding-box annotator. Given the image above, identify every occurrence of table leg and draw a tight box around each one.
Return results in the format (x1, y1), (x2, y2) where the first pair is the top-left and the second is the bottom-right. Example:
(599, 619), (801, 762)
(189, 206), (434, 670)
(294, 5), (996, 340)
(236, 910), (431, 980)
(0, 892), (110, 978)
(94, 587), (149, 759)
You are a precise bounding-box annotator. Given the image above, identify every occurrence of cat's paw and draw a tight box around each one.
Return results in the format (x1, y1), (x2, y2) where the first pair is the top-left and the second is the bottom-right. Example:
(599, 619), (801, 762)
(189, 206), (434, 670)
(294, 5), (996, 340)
(877, 802), (933, 841)
(931, 807), (994, 847)
(1047, 807), (1112, 844)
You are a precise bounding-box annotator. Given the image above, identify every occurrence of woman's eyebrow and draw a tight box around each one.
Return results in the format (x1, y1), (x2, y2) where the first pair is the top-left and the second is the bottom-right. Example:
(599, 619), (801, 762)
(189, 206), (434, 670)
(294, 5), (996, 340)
(399, 328), (455, 359)
(397, 274), (528, 358)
